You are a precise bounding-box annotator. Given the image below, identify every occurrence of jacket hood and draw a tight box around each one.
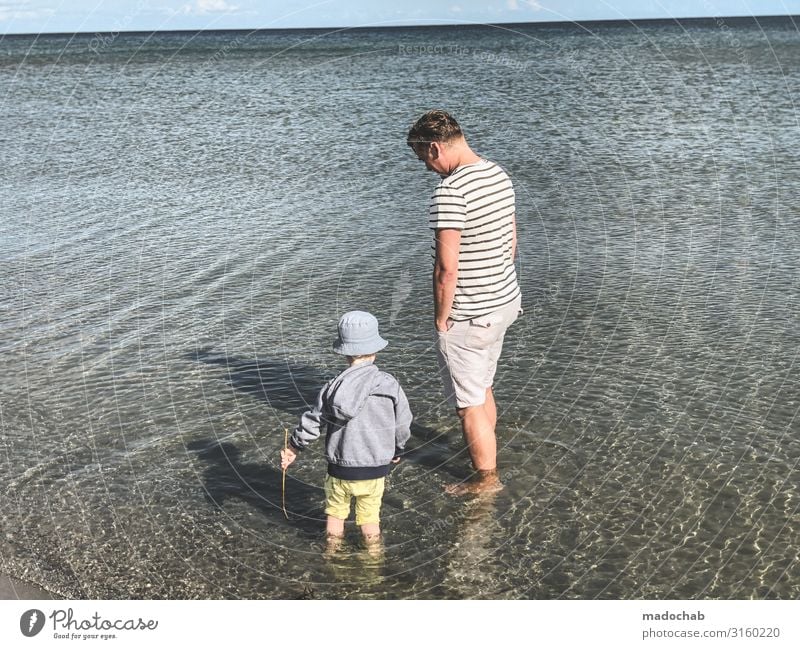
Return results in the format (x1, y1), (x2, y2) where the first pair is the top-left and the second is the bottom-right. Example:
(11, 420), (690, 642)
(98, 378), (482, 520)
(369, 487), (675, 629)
(324, 362), (383, 422)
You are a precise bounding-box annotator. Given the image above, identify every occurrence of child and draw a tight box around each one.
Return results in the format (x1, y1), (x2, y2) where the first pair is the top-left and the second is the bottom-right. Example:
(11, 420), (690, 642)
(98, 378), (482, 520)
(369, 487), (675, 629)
(281, 310), (412, 550)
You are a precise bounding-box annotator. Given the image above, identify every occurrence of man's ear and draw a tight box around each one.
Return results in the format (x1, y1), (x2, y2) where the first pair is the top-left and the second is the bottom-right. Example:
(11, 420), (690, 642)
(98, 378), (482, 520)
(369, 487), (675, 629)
(430, 141), (442, 160)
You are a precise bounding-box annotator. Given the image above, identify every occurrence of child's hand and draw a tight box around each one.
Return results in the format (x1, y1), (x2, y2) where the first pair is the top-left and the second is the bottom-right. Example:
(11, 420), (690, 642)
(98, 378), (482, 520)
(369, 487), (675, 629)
(281, 446), (297, 470)
(391, 455), (402, 464)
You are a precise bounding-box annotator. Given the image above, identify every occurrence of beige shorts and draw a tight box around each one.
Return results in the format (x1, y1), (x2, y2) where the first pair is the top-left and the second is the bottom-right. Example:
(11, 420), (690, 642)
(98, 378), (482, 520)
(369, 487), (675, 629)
(435, 296), (522, 409)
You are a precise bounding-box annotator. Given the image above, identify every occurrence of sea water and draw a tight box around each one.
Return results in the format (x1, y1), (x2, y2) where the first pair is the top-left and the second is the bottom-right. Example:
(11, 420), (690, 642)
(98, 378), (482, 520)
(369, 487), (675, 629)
(1, 18), (798, 598)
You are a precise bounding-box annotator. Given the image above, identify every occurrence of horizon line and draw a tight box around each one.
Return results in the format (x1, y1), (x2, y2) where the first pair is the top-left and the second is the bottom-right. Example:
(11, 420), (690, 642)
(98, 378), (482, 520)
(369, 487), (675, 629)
(2, 13), (798, 38)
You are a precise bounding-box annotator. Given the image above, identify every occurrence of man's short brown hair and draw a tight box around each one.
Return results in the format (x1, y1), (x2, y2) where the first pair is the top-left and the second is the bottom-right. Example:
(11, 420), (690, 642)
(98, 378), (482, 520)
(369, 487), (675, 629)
(407, 110), (463, 148)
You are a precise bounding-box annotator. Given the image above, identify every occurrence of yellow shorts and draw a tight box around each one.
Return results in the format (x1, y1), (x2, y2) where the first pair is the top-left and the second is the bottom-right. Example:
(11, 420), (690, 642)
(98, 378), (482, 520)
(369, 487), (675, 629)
(324, 475), (385, 525)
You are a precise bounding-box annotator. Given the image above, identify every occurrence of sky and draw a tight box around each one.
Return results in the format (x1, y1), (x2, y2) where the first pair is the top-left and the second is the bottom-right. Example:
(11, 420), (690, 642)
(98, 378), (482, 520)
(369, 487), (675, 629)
(1, 0), (798, 34)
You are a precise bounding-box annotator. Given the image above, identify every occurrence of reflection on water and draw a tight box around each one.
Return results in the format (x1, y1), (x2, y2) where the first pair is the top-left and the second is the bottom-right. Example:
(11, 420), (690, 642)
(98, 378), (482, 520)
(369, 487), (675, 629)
(1, 20), (799, 598)
(442, 491), (505, 599)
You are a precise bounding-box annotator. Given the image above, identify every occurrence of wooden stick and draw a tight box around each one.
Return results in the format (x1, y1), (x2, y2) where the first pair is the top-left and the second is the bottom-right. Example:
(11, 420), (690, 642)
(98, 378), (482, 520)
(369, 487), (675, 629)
(282, 428), (290, 519)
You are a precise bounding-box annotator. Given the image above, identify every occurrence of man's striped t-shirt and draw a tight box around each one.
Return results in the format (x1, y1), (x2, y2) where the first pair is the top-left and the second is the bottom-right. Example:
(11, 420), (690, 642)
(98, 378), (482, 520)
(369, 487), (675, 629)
(429, 158), (521, 321)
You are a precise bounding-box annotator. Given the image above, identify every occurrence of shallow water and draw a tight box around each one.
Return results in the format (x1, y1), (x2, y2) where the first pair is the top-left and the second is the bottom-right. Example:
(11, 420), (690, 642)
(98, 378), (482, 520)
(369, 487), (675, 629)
(1, 19), (798, 598)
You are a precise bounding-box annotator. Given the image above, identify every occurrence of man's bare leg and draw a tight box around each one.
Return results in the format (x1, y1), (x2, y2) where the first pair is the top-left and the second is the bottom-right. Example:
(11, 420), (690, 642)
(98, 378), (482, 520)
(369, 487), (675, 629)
(484, 387), (497, 433)
(445, 387), (503, 495)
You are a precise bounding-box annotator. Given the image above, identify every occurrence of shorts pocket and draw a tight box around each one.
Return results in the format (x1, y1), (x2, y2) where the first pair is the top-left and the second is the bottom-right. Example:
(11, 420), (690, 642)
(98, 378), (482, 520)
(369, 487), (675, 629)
(435, 319), (456, 336)
(470, 311), (504, 329)
(465, 312), (504, 349)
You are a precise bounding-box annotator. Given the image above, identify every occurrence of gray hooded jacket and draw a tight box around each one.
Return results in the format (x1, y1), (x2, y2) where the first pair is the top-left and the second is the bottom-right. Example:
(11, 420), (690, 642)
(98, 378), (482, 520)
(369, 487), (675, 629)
(290, 361), (412, 480)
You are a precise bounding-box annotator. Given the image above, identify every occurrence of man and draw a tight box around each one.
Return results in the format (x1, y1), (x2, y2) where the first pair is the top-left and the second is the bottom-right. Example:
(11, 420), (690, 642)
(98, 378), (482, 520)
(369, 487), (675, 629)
(407, 109), (522, 495)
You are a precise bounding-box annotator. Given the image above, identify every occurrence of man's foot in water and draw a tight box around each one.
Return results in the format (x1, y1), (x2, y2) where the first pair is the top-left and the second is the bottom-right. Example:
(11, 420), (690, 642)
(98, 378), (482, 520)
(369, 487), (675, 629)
(444, 469), (504, 496)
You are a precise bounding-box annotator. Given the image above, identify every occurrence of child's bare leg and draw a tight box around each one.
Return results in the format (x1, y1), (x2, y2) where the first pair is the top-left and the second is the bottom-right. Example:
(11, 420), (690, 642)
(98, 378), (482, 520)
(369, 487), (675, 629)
(327, 515), (345, 537)
(360, 522), (381, 544)
(326, 515), (345, 541)
(323, 516), (345, 556)
(360, 523), (382, 557)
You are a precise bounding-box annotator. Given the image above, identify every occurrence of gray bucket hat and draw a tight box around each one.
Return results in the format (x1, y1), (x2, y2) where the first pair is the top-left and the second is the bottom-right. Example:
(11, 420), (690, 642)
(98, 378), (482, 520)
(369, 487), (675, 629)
(332, 311), (388, 356)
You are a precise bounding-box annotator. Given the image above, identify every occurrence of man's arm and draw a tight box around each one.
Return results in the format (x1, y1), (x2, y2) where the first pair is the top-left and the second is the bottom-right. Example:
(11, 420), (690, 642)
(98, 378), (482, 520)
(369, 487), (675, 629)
(433, 228), (461, 331)
(512, 213), (518, 260)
